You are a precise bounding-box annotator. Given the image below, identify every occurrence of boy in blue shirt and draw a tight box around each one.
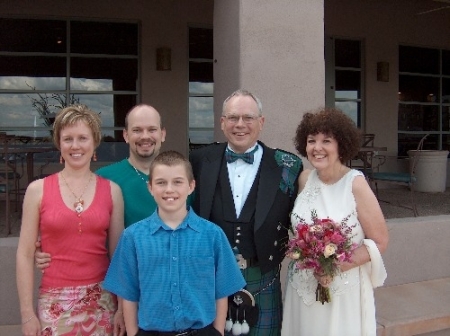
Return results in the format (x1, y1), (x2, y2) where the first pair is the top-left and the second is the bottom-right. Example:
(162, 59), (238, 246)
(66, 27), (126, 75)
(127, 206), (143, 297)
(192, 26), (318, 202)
(104, 150), (246, 336)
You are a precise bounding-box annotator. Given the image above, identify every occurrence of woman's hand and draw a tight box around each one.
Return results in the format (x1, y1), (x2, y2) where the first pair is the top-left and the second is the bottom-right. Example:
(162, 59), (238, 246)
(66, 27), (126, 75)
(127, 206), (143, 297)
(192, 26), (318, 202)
(114, 310), (126, 336)
(314, 273), (333, 288)
(21, 314), (41, 336)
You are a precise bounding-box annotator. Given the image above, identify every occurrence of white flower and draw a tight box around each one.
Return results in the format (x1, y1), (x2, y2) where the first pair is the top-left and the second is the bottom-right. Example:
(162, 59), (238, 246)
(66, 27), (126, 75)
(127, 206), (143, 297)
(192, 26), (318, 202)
(324, 243), (337, 258)
(289, 251), (301, 260)
(309, 225), (323, 233)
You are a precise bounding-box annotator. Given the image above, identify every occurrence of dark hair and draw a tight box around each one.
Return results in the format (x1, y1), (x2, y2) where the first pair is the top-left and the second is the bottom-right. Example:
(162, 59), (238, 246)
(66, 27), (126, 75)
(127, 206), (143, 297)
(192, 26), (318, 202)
(294, 107), (361, 163)
(149, 150), (194, 182)
(53, 104), (102, 151)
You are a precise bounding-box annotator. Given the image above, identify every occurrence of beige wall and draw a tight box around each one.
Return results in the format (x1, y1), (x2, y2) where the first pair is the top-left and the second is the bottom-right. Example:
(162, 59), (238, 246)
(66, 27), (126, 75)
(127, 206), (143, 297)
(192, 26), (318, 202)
(0, 0), (214, 156)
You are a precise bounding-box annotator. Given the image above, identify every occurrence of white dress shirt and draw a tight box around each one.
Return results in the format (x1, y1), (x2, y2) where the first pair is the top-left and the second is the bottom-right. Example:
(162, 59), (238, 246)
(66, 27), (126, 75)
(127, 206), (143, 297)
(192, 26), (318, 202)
(226, 143), (263, 217)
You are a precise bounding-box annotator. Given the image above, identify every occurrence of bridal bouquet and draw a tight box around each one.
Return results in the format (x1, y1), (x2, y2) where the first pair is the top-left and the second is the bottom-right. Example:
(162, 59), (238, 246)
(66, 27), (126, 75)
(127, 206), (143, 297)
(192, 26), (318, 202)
(286, 210), (358, 304)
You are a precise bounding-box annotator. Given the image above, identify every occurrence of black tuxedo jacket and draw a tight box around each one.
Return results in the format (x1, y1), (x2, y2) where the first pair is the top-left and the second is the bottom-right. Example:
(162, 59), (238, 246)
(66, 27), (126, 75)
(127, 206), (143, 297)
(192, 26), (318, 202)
(189, 141), (302, 274)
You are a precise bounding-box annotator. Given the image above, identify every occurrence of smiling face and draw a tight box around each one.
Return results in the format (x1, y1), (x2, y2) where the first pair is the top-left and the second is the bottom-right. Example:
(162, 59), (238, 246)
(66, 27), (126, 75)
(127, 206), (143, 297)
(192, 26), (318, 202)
(59, 120), (95, 169)
(148, 163), (195, 217)
(220, 95), (264, 153)
(306, 133), (341, 171)
(123, 105), (166, 162)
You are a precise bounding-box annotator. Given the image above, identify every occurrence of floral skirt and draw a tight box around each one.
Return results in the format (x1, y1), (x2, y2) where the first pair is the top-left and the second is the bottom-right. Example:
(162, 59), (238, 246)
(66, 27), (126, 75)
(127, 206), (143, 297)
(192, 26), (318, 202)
(38, 282), (116, 336)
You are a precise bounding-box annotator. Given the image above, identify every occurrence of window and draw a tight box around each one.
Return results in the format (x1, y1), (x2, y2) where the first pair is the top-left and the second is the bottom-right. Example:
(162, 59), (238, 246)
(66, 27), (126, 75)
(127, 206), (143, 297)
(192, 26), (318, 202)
(188, 27), (214, 145)
(325, 37), (363, 127)
(0, 18), (139, 145)
(398, 45), (450, 156)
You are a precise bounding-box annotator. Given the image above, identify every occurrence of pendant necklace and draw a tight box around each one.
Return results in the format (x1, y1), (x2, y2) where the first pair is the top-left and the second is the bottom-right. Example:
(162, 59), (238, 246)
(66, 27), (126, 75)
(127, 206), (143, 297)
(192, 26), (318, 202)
(60, 171), (93, 215)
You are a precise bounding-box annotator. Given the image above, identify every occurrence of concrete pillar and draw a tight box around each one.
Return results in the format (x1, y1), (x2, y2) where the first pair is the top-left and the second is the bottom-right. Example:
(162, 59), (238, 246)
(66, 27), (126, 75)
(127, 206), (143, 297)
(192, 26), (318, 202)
(213, 0), (325, 153)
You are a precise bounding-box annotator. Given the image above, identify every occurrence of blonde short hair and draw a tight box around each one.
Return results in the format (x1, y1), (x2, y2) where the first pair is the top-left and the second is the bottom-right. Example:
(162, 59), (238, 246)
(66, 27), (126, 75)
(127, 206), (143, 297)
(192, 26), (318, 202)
(52, 104), (102, 150)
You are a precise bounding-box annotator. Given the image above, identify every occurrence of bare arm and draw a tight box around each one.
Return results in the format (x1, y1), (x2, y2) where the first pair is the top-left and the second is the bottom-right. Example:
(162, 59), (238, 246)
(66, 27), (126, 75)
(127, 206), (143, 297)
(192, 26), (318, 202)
(16, 180), (43, 335)
(108, 182), (125, 335)
(114, 297), (126, 336)
(108, 181), (124, 258)
(339, 175), (389, 272)
(297, 169), (312, 194)
(214, 297), (227, 336)
(123, 299), (139, 335)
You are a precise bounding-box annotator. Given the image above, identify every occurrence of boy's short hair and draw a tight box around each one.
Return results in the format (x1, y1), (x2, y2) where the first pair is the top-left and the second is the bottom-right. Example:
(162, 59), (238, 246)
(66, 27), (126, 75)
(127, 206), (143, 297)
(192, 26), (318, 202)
(149, 150), (194, 182)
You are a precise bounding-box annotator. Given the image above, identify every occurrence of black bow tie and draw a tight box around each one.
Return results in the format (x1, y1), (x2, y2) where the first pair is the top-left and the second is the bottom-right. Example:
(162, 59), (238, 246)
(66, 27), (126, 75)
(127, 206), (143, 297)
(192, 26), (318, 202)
(225, 146), (258, 164)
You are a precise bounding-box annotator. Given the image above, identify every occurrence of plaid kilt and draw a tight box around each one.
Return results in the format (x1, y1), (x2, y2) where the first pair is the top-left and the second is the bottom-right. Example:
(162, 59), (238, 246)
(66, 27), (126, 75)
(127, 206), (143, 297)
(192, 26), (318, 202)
(226, 266), (282, 336)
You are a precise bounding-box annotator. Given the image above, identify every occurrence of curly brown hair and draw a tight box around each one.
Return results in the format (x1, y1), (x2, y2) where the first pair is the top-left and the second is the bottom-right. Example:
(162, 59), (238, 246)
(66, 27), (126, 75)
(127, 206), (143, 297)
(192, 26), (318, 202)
(294, 107), (361, 164)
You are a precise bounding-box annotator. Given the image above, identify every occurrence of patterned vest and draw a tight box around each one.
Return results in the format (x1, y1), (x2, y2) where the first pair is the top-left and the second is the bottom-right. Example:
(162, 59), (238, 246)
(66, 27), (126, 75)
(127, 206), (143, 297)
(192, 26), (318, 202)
(209, 158), (260, 259)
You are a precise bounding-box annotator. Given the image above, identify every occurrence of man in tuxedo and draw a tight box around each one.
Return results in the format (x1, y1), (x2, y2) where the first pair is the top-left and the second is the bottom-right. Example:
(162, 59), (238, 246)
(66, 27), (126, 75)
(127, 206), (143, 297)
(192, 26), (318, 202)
(190, 89), (303, 336)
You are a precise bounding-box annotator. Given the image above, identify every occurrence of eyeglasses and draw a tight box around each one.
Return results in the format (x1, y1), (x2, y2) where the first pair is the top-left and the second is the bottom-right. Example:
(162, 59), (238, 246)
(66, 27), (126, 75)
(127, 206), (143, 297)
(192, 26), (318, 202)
(223, 114), (260, 124)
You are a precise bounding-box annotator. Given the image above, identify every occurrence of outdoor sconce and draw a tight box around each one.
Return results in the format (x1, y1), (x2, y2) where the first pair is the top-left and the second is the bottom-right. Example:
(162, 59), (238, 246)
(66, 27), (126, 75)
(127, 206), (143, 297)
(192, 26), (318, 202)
(377, 62), (389, 82)
(156, 47), (171, 71)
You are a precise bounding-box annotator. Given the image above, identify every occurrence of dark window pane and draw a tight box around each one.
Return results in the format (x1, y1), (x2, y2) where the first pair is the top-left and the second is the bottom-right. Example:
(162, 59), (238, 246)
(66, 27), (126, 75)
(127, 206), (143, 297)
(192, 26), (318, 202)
(0, 56), (66, 90)
(399, 46), (439, 74)
(189, 62), (213, 83)
(443, 134), (450, 154)
(335, 70), (361, 99)
(335, 39), (360, 68)
(71, 58), (138, 91)
(443, 106), (450, 131)
(0, 18), (66, 53)
(189, 28), (213, 59)
(443, 78), (450, 103)
(443, 50), (450, 76)
(398, 133), (439, 157)
(399, 75), (440, 102)
(71, 21), (138, 55)
(398, 104), (439, 132)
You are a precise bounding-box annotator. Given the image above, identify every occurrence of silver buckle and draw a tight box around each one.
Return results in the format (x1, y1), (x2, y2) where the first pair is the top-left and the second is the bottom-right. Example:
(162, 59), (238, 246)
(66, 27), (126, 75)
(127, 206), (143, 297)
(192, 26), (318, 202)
(175, 332), (190, 336)
(236, 254), (247, 269)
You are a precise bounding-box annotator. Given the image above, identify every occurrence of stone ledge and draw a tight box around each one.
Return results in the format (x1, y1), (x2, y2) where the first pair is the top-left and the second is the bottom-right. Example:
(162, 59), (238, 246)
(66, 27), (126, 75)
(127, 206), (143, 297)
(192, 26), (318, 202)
(375, 277), (450, 336)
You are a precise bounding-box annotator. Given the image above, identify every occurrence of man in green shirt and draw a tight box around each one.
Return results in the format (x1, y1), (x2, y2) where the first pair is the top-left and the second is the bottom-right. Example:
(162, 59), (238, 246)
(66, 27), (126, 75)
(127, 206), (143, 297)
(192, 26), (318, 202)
(96, 104), (166, 227)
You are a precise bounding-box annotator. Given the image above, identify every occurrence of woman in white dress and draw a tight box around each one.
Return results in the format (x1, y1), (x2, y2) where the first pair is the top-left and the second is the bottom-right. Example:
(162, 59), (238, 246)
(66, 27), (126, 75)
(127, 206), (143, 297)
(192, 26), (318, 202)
(281, 107), (389, 336)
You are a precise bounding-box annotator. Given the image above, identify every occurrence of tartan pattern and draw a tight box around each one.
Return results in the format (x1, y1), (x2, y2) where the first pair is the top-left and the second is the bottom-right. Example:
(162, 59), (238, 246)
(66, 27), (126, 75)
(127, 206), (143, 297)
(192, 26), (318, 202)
(226, 267), (282, 336)
(274, 150), (302, 197)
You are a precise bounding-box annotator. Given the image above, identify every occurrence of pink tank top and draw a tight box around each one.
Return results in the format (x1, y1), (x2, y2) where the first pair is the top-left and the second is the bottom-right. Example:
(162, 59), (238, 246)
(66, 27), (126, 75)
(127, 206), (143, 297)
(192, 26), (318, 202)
(39, 173), (113, 289)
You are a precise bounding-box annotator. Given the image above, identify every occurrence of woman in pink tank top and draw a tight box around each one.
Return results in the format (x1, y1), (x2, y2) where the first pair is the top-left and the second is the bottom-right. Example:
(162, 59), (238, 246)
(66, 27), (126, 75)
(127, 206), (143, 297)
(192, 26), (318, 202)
(16, 105), (125, 336)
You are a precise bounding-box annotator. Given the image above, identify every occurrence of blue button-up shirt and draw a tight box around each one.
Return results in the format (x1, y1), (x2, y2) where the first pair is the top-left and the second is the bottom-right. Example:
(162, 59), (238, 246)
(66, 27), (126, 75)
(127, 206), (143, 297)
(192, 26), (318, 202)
(104, 208), (246, 332)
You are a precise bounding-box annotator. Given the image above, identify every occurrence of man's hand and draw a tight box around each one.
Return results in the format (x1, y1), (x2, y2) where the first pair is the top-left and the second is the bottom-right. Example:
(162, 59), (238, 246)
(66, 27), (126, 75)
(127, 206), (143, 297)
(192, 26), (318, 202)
(35, 240), (51, 272)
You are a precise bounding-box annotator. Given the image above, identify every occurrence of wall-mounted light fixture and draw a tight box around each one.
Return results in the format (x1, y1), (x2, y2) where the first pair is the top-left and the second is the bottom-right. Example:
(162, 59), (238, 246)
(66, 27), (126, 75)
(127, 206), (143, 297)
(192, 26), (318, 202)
(156, 47), (171, 71)
(377, 62), (389, 82)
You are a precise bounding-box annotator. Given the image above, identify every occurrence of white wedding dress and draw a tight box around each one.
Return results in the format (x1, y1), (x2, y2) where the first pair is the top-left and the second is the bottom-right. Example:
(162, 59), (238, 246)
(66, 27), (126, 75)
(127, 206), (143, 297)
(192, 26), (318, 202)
(281, 169), (384, 336)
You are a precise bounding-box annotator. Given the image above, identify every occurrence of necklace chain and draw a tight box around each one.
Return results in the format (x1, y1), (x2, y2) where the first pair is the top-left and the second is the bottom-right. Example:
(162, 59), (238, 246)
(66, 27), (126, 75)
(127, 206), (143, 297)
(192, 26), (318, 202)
(131, 164), (148, 183)
(60, 172), (93, 215)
